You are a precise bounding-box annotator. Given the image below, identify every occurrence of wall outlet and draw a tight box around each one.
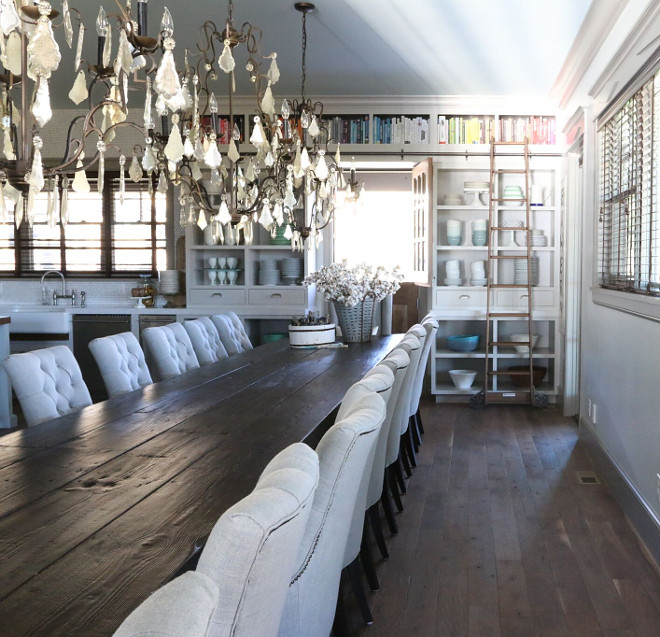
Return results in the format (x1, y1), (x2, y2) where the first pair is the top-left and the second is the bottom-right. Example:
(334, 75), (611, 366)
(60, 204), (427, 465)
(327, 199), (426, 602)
(656, 474), (660, 504)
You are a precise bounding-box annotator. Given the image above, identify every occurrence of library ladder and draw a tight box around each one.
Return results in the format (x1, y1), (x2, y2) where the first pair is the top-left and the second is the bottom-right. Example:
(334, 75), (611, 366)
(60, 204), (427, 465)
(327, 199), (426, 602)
(471, 139), (547, 408)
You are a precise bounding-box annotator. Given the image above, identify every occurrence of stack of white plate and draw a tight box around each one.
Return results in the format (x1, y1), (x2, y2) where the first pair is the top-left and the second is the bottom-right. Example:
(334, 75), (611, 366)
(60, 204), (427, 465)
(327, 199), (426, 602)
(530, 230), (548, 247)
(513, 257), (539, 286)
(470, 277), (487, 286)
(444, 277), (462, 286)
(463, 180), (489, 191)
(443, 194), (464, 206)
(281, 257), (302, 284)
(259, 261), (280, 285)
(158, 270), (179, 295)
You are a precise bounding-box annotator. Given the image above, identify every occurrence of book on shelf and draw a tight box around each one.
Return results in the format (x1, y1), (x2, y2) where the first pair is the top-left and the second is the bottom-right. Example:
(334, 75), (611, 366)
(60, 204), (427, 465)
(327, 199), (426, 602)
(438, 115), (494, 144)
(373, 115), (429, 144)
(498, 115), (556, 144)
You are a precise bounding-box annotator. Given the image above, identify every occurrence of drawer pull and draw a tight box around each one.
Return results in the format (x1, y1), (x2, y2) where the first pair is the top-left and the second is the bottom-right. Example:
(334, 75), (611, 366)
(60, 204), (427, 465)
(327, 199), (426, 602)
(211, 292), (223, 298)
(459, 294), (470, 300)
(270, 293), (283, 299)
(520, 294), (528, 300)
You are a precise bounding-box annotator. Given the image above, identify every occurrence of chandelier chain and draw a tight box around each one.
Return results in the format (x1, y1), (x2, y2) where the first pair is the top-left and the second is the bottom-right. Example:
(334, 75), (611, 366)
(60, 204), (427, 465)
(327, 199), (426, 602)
(301, 8), (307, 103)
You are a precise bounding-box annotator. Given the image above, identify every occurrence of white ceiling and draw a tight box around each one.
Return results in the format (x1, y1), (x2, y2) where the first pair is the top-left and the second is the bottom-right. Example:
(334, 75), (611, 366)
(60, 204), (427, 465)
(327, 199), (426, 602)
(52, 0), (596, 106)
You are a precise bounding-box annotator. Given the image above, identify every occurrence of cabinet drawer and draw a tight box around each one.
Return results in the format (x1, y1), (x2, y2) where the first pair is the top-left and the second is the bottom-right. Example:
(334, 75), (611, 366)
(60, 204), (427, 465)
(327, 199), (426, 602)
(435, 289), (487, 308)
(495, 288), (556, 308)
(189, 288), (247, 306)
(248, 287), (307, 306)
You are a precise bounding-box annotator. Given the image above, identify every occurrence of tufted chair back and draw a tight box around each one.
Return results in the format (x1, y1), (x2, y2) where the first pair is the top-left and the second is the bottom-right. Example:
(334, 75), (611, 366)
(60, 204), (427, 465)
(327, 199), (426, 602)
(141, 322), (200, 381)
(3, 345), (92, 426)
(408, 318), (438, 418)
(211, 312), (252, 356)
(371, 347), (410, 504)
(183, 317), (229, 366)
(112, 570), (219, 637)
(336, 364), (395, 570)
(88, 332), (152, 398)
(197, 443), (319, 637)
(277, 392), (385, 637)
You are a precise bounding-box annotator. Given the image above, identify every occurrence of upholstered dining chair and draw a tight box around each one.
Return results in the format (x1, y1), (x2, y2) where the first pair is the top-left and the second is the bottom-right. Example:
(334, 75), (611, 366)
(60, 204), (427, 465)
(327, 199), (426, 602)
(335, 364), (395, 623)
(408, 318), (439, 439)
(3, 345), (92, 426)
(277, 391), (386, 637)
(88, 331), (153, 398)
(141, 322), (200, 381)
(183, 317), (229, 365)
(210, 312), (252, 356)
(383, 332), (421, 513)
(112, 570), (219, 637)
(372, 347), (410, 536)
(196, 442), (319, 637)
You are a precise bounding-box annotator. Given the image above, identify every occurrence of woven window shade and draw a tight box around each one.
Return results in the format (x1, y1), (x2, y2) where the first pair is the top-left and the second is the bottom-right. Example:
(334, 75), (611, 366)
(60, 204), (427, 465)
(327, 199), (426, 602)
(598, 71), (660, 294)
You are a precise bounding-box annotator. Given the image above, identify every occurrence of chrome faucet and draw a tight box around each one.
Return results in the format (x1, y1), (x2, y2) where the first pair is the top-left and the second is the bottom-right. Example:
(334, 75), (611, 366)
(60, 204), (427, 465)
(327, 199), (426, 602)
(40, 270), (75, 306)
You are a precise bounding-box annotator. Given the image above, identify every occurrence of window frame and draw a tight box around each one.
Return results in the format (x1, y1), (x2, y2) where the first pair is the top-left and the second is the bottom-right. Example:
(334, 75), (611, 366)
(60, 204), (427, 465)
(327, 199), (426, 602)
(0, 173), (172, 279)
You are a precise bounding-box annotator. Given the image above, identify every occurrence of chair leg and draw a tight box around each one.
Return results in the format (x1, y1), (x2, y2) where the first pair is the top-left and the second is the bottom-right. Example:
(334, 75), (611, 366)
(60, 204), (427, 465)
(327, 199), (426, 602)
(380, 477), (398, 534)
(400, 436), (413, 477)
(347, 558), (374, 624)
(411, 415), (421, 451)
(416, 407), (425, 435)
(367, 503), (389, 558)
(408, 427), (418, 466)
(388, 465), (404, 512)
(394, 457), (407, 494)
(401, 430), (417, 470)
(360, 526), (380, 591)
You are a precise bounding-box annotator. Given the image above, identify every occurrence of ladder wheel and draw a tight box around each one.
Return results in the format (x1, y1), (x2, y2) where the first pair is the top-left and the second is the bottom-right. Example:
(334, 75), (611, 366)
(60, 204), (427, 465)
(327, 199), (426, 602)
(470, 390), (486, 409)
(532, 391), (548, 408)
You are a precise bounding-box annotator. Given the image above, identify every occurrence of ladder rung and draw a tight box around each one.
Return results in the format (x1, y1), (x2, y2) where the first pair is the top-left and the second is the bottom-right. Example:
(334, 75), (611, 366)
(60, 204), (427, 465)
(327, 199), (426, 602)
(493, 169), (527, 174)
(489, 342), (532, 349)
(489, 370), (530, 376)
(493, 197), (527, 202)
(490, 226), (530, 231)
(489, 255), (526, 260)
(488, 312), (531, 318)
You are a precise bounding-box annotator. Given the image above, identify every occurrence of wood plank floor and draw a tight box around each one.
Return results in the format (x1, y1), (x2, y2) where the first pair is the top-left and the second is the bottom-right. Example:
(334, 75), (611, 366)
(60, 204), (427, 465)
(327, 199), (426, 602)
(343, 402), (660, 637)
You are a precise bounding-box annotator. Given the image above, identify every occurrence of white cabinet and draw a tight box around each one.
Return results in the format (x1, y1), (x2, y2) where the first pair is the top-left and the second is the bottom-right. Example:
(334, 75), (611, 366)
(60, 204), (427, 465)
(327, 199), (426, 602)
(416, 149), (563, 402)
(185, 223), (309, 316)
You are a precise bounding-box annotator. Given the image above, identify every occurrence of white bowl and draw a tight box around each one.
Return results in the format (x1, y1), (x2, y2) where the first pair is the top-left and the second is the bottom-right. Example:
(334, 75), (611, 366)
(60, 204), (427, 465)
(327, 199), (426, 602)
(509, 333), (539, 354)
(449, 369), (477, 389)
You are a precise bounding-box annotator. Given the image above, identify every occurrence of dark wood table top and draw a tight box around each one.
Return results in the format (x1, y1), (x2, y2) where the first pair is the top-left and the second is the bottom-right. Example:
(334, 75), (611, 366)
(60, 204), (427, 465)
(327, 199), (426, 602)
(0, 336), (399, 637)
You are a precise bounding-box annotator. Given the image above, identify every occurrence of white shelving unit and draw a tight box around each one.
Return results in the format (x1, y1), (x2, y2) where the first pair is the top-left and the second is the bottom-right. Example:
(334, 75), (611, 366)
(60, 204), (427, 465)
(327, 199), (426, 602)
(414, 148), (563, 403)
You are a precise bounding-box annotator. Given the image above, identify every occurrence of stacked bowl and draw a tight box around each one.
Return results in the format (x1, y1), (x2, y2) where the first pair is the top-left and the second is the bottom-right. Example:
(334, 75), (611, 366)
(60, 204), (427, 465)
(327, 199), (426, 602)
(158, 270), (179, 295)
(470, 260), (487, 286)
(446, 219), (462, 245)
(444, 259), (461, 286)
(502, 185), (524, 206)
(530, 229), (548, 247)
(281, 257), (302, 284)
(258, 261), (280, 285)
(513, 256), (539, 286)
(472, 219), (488, 246)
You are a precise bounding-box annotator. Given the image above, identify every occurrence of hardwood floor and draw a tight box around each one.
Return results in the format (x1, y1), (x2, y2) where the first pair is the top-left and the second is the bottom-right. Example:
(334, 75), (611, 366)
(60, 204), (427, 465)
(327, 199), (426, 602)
(344, 402), (660, 637)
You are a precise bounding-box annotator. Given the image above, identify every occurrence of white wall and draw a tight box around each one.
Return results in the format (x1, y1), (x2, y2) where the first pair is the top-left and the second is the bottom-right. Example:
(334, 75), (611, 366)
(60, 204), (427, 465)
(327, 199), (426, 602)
(563, 0), (660, 528)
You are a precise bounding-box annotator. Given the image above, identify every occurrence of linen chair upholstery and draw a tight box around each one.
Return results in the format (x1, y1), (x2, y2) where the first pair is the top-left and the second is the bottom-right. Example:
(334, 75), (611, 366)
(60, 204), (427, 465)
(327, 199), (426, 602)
(210, 312), (252, 356)
(336, 365), (395, 570)
(112, 570), (218, 637)
(183, 317), (229, 365)
(408, 319), (438, 419)
(389, 333), (422, 450)
(88, 331), (152, 398)
(372, 347), (410, 507)
(197, 442), (319, 637)
(277, 392), (386, 637)
(3, 345), (92, 426)
(142, 322), (200, 381)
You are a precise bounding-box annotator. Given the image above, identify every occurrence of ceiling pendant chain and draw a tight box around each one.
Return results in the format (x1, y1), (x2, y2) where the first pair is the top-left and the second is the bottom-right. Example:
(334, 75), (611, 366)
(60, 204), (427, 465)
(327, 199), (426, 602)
(301, 9), (307, 103)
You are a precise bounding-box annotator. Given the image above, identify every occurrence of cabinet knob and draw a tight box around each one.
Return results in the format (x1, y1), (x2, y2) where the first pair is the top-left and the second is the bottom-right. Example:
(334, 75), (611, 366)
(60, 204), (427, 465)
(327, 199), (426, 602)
(459, 294), (470, 300)
(211, 292), (223, 298)
(270, 293), (283, 299)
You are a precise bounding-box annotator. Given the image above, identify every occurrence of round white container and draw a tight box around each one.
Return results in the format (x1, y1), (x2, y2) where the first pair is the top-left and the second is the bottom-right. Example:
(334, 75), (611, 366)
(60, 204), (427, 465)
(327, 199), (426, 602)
(288, 324), (336, 347)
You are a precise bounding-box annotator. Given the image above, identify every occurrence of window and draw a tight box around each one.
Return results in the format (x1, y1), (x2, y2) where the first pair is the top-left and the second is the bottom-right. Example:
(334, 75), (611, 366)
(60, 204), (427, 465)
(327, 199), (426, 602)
(0, 175), (169, 276)
(598, 68), (660, 296)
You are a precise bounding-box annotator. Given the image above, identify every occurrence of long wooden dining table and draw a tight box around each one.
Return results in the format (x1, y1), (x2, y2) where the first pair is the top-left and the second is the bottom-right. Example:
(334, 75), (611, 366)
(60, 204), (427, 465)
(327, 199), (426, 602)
(0, 335), (399, 637)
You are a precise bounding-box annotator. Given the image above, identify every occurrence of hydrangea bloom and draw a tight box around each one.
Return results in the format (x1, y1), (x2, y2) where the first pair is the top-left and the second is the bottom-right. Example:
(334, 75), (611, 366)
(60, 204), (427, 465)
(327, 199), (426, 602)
(303, 260), (403, 308)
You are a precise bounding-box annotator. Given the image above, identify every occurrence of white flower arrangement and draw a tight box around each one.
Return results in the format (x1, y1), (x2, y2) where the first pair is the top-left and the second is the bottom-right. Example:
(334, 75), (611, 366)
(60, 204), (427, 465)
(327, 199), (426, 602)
(303, 260), (403, 308)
